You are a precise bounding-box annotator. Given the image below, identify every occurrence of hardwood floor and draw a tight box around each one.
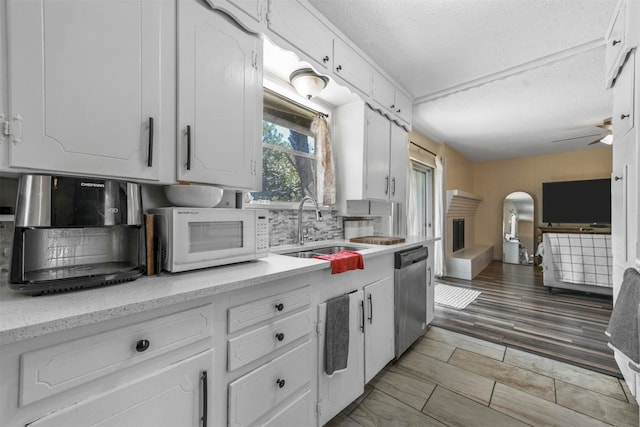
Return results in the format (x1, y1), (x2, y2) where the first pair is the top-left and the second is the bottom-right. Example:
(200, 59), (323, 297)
(328, 327), (638, 427)
(432, 261), (620, 377)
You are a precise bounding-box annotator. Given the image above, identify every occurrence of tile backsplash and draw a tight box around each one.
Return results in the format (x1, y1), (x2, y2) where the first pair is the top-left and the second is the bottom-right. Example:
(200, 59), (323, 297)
(268, 209), (387, 247)
(0, 221), (13, 280)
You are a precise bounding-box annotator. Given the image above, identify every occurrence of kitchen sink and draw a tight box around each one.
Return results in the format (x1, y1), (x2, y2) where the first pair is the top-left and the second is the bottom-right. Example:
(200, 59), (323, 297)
(281, 245), (362, 258)
(312, 245), (361, 254)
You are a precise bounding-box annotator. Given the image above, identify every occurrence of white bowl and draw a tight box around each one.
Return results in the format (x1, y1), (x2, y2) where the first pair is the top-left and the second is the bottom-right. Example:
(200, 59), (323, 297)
(164, 184), (224, 208)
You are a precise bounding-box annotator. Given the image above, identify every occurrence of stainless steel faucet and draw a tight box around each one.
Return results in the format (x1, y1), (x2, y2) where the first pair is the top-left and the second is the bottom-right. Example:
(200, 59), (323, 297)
(297, 196), (322, 245)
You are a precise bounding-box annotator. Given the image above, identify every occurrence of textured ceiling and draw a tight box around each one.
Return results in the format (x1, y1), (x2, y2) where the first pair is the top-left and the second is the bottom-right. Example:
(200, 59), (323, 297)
(306, 0), (617, 162)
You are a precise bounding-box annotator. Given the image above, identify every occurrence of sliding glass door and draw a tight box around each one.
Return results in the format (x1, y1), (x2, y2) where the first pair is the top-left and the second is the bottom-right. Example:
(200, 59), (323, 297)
(407, 162), (433, 237)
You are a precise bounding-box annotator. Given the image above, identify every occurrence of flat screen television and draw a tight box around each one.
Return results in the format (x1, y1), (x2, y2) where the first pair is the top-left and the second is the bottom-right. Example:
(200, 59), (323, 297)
(542, 178), (611, 225)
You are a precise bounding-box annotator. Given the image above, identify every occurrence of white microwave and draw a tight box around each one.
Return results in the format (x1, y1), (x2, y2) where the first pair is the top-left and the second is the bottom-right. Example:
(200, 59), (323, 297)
(150, 208), (269, 272)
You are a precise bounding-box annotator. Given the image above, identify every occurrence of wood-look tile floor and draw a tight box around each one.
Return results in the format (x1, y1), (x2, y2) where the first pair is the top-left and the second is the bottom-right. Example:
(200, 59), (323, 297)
(327, 327), (639, 427)
(432, 261), (619, 377)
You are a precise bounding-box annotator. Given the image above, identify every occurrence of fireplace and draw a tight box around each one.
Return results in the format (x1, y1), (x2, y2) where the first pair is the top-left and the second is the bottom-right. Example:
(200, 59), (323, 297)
(452, 219), (465, 252)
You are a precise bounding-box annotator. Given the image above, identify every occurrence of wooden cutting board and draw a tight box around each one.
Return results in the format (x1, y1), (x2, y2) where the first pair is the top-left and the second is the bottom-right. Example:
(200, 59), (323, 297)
(349, 236), (406, 245)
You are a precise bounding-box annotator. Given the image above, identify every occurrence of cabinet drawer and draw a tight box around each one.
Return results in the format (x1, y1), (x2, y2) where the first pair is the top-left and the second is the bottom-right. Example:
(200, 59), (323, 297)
(20, 305), (213, 406)
(228, 285), (311, 333)
(228, 309), (312, 371)
(228, 340), (312, 427)
(262, 389), (313, 427)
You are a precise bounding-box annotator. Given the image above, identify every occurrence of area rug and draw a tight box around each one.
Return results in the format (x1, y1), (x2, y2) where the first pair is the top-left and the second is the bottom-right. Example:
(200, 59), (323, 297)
(435, 284), (481, 310)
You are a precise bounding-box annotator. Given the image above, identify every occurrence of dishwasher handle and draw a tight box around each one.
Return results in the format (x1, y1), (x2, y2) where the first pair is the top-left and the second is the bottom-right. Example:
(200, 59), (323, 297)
(395, 246), (428, 269)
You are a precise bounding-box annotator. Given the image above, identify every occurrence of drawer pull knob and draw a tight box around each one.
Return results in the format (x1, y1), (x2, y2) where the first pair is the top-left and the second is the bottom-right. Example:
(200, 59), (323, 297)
(275, 303), (284, 311)
(621, 114), (630, 120)
(615, 176), (623, 181)
(612, 39), (621, 46)
(136, 339), (150, 352)
(276, 378), (286, 388)
(275, 332), (285, 341)
(336, 65), (342, 72)
(323, 55), (329, 63)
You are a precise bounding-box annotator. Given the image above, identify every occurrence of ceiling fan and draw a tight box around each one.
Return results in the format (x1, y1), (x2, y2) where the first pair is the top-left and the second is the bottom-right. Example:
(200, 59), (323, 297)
(588, 118), (613, 145)
(551, 118), (613, 146)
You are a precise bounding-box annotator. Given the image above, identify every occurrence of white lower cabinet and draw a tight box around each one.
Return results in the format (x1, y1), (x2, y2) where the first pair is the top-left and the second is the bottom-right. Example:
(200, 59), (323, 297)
(363, 277), (394, 383)
(27, 350), (212, 427)
(225, 283), (314, 426)
(228, 341), (313, 427)
(0, 304), (214, 427)
(317, 290), (365, 426)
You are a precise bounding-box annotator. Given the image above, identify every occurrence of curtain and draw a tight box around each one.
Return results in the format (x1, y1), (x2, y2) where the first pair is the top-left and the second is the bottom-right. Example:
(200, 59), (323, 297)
(434, 155), (446, 277)
(312, 116), (336, 205)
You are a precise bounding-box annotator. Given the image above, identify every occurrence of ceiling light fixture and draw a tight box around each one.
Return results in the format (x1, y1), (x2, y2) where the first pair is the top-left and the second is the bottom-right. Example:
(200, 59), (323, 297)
(600, 134), (613, 145)
(289, 68), (329, 99)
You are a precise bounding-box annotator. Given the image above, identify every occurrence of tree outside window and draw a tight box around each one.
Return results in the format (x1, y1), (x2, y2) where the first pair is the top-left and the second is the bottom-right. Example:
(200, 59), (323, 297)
(250, 89), (318, 203)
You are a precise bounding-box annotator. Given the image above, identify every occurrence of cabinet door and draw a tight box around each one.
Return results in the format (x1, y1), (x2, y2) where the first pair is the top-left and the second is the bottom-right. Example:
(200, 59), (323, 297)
(333, 38), (372, 96)
(317, 290), (364, 425)
(363, 276), (394, 383)
(613, 52), (635, 140)
(6, 0), (162, 180)
(27, 350), (212, 427)
(389, 124), (408, 203)
(267, 0), (333, 71)
(371, 71), (396, 114)
(605, 1), (627, 88)
(178, 0), (262, 190)
(612, 130), (635, 300)
(394, 91), (413, 125)
(365, 108), (391, 201)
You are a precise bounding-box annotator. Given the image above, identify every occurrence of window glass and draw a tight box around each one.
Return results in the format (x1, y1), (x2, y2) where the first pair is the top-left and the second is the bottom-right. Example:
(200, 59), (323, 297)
(250, 89), (318, 204)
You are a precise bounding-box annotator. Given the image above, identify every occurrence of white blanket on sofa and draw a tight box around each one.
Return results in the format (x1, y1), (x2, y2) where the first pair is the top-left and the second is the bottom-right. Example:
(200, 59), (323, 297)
(544, 233), (612, 288)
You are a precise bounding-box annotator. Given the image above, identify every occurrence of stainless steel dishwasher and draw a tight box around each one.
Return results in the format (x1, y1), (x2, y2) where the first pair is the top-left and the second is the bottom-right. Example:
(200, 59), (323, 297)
(394, 245), (428, 358)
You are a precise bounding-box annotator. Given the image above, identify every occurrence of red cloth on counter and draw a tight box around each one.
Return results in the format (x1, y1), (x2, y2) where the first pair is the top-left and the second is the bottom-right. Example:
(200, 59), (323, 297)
(313, 250), (364, 274)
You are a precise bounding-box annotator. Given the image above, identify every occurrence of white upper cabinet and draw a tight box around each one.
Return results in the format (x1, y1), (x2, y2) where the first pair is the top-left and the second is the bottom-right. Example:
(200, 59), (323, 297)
(205, 0), (266, 32)
(333, 38), (373, 97)
(389, 124), (408, 203)
(364, 108), (407, 203)
(613, 52), (635, 140)
(334, 101), (408, 212)
(365, 108), (391, 201)
(5, 0), (168, 180)
(266, 0), (333, 72)
(178, 0), (262, 190)
(605, 1), (627, 88)
(372, 71), (412, 125)
(605, 0), (640, 88)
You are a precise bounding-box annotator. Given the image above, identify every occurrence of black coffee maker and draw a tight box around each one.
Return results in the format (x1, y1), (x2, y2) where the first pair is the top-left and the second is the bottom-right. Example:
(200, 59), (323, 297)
(10, 175), (145, 295)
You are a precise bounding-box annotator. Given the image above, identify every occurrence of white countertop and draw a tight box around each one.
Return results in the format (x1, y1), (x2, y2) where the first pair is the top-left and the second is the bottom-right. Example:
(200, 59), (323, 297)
(0, 237), (435, 345)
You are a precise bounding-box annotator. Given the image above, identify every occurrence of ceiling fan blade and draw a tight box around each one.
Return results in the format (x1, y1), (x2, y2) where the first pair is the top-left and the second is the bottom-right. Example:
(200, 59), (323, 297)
(552, 133), (602, 143)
